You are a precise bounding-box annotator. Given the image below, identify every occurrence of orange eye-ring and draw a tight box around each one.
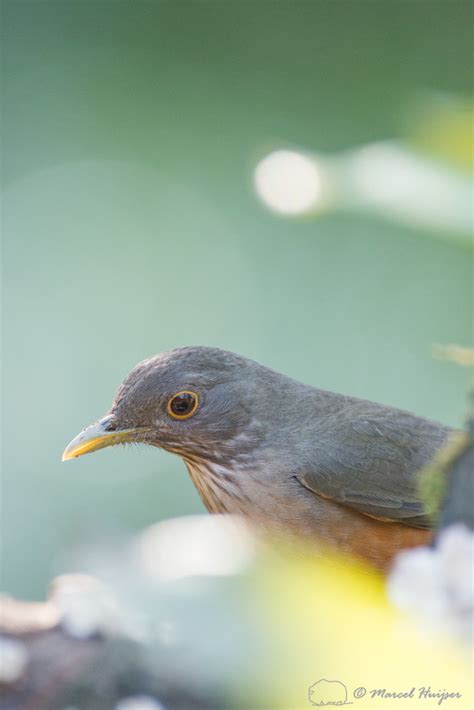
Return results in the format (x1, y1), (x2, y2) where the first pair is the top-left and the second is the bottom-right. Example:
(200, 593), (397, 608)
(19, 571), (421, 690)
(167, 391), (199, 420)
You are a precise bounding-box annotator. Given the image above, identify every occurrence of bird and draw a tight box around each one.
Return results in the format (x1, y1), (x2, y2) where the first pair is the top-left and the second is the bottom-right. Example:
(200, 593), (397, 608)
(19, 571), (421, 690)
(62, 346), (454, 571)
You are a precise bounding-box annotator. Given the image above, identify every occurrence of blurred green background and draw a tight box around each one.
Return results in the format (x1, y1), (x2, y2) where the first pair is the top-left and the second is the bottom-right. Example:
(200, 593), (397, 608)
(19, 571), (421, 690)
(2, 1), (472, 600)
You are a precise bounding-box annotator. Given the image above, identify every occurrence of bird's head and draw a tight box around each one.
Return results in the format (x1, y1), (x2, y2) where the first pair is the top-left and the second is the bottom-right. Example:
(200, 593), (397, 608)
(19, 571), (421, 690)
(62, 347), (277, 465)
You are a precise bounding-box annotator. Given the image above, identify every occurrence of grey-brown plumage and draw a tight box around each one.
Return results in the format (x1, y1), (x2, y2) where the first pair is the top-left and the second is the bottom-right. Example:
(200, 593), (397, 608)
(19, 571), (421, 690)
(63, 347), (454, 570)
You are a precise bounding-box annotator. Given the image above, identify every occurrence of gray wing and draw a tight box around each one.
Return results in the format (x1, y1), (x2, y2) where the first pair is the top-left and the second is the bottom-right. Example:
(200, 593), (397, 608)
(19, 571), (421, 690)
(297, 406), (453, 530)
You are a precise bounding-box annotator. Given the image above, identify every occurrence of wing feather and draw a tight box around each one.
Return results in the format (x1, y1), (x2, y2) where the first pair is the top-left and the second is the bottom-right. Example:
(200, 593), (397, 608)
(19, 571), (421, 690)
(297, 406), (452, 530)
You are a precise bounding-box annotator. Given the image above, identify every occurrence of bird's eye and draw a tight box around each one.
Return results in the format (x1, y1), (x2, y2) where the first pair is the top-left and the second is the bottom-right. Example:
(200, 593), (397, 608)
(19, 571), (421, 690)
(167, 391), (199, 420)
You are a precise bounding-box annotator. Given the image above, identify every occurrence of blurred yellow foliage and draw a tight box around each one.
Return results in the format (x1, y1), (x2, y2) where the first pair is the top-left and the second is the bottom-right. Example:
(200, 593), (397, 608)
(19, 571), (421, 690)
(244, 541), (472, 709)
(409, 96), (474, 170)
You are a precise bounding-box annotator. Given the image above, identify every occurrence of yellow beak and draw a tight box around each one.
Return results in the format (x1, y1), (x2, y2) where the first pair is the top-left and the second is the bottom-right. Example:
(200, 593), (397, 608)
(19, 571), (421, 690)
(62, 415), (147, 461)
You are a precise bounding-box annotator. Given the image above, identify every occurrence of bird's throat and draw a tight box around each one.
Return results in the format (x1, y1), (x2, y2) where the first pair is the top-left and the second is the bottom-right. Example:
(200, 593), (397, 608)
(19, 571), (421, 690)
(184, 458), (248, 514)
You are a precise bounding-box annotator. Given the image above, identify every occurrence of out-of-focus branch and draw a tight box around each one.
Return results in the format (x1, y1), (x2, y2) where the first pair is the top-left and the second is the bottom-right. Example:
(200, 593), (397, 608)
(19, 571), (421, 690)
(254, 141), (473, 245)
(0, 592), (219, 710)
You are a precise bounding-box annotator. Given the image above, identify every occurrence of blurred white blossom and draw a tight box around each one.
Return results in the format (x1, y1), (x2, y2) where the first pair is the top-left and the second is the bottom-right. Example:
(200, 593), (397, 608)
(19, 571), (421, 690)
(389, 524), (474, 643)
(115, 697), (166, 710)
(50, 573), (122, 639)
(0, 637), (28, 682)
(137, 514), (256, 582)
